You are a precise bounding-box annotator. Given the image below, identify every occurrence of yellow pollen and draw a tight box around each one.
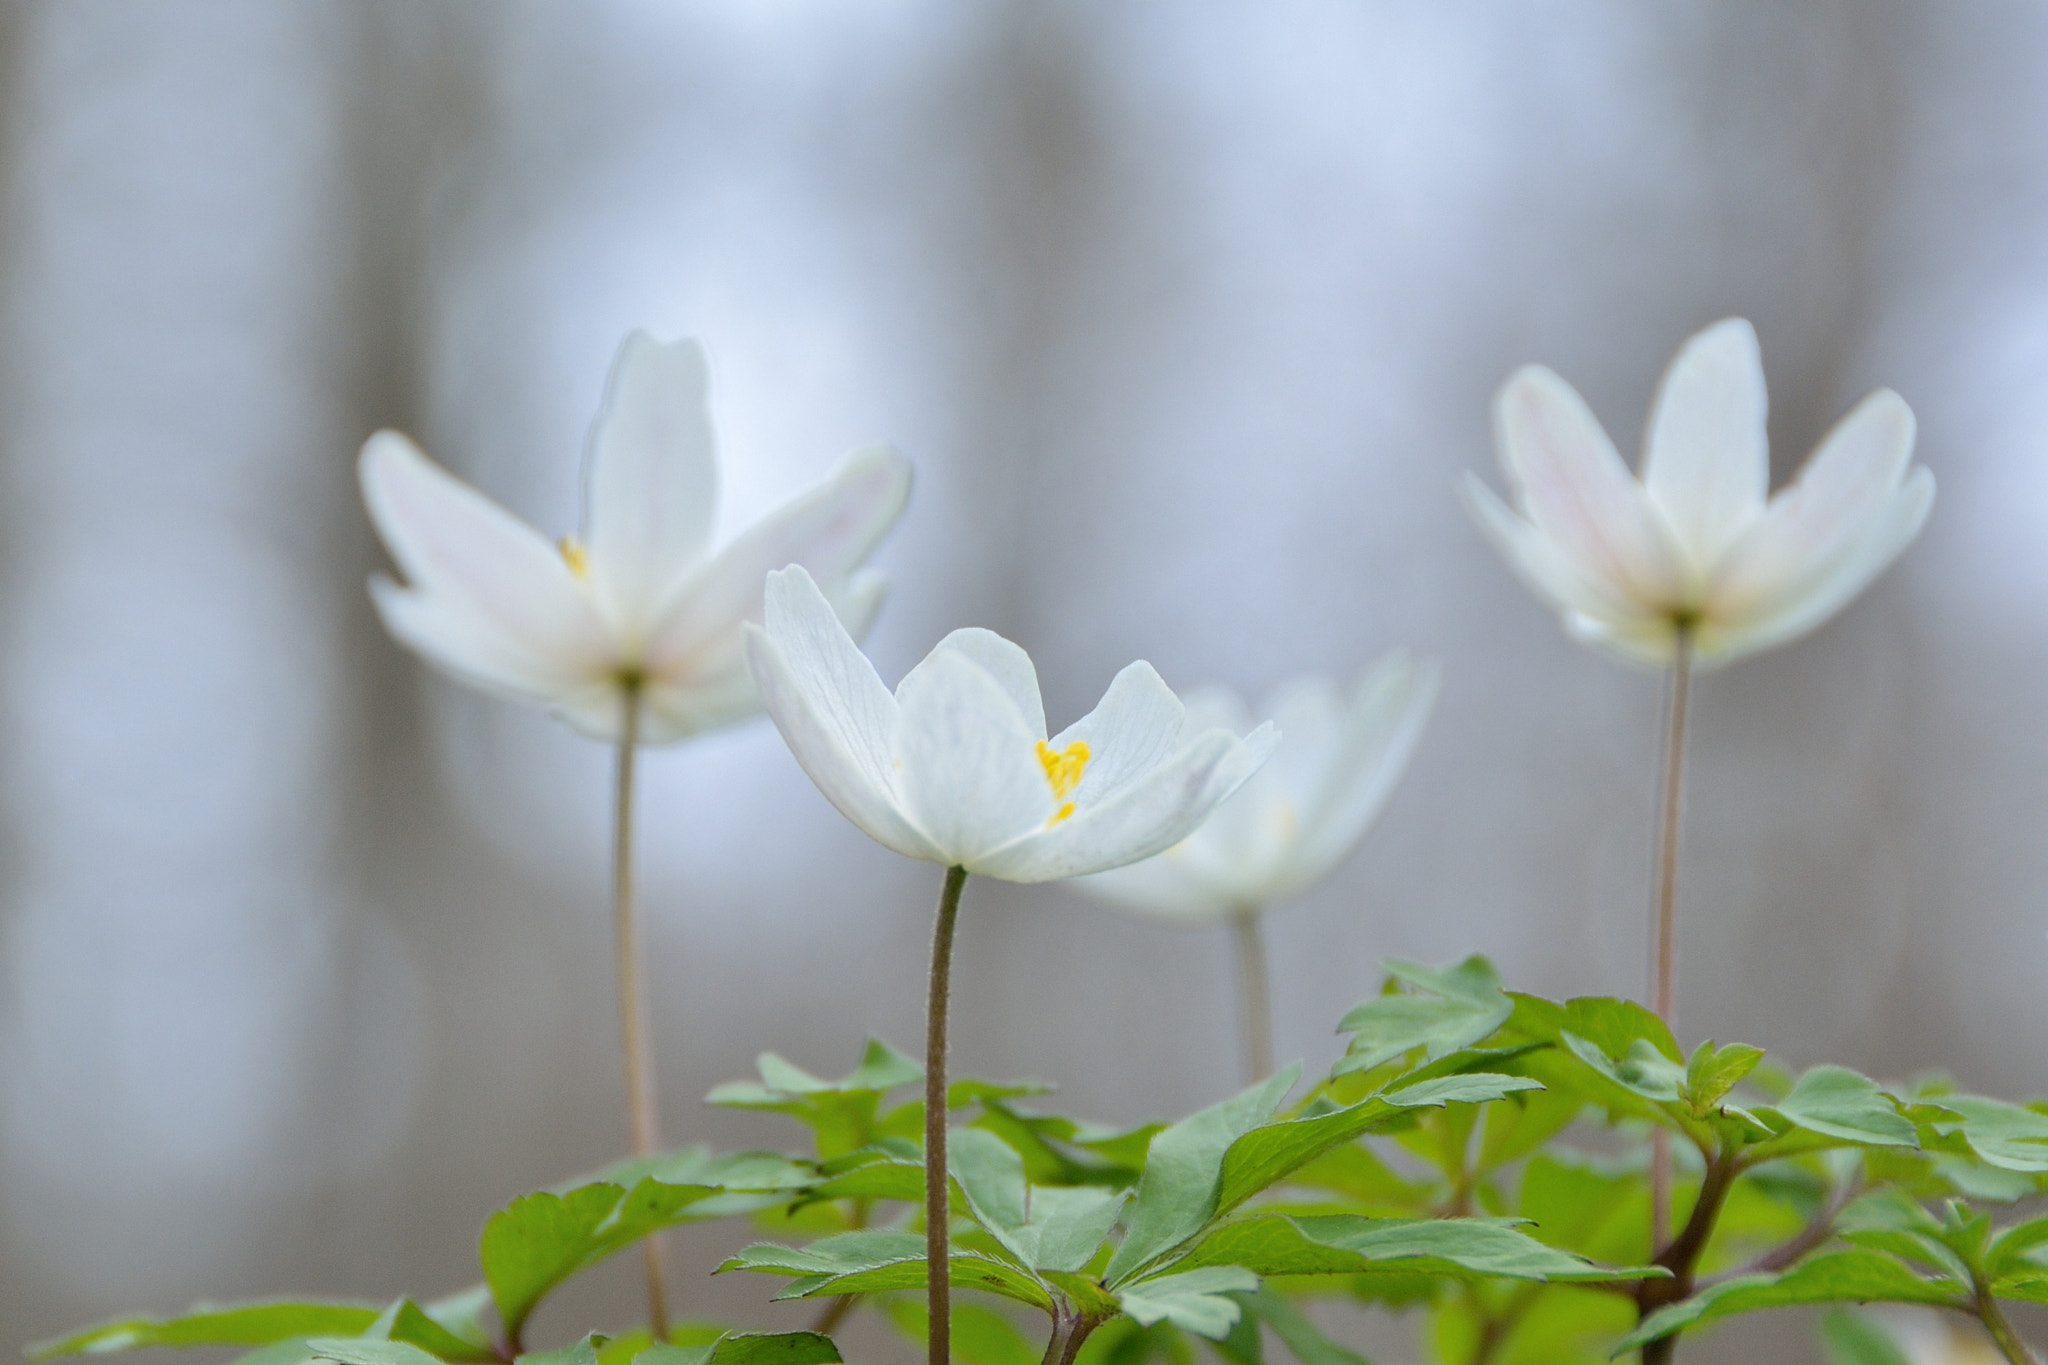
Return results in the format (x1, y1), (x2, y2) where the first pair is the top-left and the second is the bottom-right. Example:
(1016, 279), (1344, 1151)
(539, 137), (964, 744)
(1036, 739), (1090, 826)
(559, 536), (590, 578)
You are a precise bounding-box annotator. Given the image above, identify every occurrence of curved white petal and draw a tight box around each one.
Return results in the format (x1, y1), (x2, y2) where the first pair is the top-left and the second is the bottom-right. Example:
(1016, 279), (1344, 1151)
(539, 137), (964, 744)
(582, 333), (719, 631)
(1707, 467), (1934, 664)
(1282, 654), (1440, 897)
(1563, 611), (1681, 668)
(641, 445), (911, 674)
(745, 623), (937, 862)
(1073, 847), (1244, 925)
(894, 649), (1050, 865)
(1048, 661), (1188, 806)
(981, 723), (1278, 883)
(1461, 475), (1668, 628)
(359, 431), (615, 689)
(911, 627), (1047, 740)
(749, 566), (926, 843)
(1642, 318), (1769, 567)
(1494, 365), (1690, 608)
(1705, 389), (1919, 634)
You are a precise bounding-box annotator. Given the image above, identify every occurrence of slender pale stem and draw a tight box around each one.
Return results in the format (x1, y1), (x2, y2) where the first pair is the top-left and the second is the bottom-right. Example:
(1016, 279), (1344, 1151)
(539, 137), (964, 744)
(1230, 907), (1274, 1084)
(1648, 629), (1694, 1251)
(613, 682), (670, 1339)
(926, 866), (970, 1365)
(1978, 1284), (2041, 1365)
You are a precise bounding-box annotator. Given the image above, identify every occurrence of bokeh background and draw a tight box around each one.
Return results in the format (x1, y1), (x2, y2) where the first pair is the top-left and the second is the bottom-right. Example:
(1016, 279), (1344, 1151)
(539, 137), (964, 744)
(1, 2), (2043, 1359)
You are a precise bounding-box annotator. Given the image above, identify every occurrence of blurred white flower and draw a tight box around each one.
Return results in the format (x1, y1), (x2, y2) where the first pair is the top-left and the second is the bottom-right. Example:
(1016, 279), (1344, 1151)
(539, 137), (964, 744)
(1074, 653), (1439, 922)
(360, 332), (911, 743)
(744, 565), (1278, 882)
(1462, 318), (1934, 667)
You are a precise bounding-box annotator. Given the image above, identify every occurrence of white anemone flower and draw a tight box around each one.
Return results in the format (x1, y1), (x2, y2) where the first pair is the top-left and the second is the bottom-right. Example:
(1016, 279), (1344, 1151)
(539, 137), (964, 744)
(1075, 653), (1439, 923)
(743, 565), (1279, 883)
(359, 332), (911, 742)
(1461, 318), (1934, 668)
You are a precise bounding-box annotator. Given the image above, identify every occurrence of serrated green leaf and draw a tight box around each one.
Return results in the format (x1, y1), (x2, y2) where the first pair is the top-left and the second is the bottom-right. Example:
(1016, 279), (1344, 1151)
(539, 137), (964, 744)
(1615, 1252), (1967, 1351)
(638, 1333), (842, 1365)
(1771, 1068), (1918, 1148)
(1557, 998), (1680, 1065)
(482, 1178), (725, 1341)
(1516, 1156), (1650, 1268)
(1105, 1068), (1301, 1286)
(1118, 1268), (1259, 1339)
(1990, 1216), (2048, 1277)
(1820, 1309), (1912, 1365)
(28, 1304), (384, 1359)
(366, 1300), (496, 1363)
(515, 1334), (607, 1365)
(1239, 1287), (1371, 1365)
(1475, 1088), (1584, 1176)
(1685, 1042), (1765, 1114)
(1939, 1096), (2048, 1172)
(1560, 1034), (1684, 1104)
(1176, 1214), (1659, 1284)
(1333, 958), (1513, 1076)
(944, 1128), (1129, 1273)
(308, 1341), (447, 1365)
(718, 1230), (1054, 1312)
(1205, 1074), (1542, 1230)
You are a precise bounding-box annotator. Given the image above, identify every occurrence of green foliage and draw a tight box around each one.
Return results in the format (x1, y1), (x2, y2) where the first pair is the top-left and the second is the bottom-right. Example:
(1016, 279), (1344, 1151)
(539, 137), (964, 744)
(1820, 1309), (1913, 1365)
(28, 1305), (382, 1360)
(637, 1333), (841, 1365)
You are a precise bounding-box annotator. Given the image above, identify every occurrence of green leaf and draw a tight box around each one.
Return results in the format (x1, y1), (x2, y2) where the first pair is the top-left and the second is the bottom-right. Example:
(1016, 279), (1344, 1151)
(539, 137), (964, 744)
(707, 1040), (923, 1159)
(1118, 1268), (1260, 1339)
(1557, 998), (1680, 1066)
(1615, 1251), (1967, 1350)
(1770, 1068), (1918, 1148)
(1475, 1088), (1584, 1176)
(1516, 1156), (1650, 1268)
(718, 1230), (1055, 1313)
(482, 1177), (726, 1341)
(308, 1342), (447, 1365)
(1820, 1309), (1912, 1365)
(1333, 958), (1513, 1076)
(1205, 1073), (1542, 1229)
(638, 1333), (841, 1365)
(1559, 1035), (1684, 1105)
(1176, 1214), (1659, 1284)
(416, 1288), (493, 1358)
(1239, 1287), (1372, 1365)
(28, 1304), (383, 1359)
(1105, 1068), (1301, 1286)
(1938, 1096), (2048, 1172)
(1684, 1042), (1765, 1115)
(362, 1300), (496, 1363)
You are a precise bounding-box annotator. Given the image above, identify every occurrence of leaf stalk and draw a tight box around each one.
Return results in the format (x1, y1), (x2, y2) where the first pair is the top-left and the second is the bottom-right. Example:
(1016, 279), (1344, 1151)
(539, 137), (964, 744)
(613, 681), (671, 1338)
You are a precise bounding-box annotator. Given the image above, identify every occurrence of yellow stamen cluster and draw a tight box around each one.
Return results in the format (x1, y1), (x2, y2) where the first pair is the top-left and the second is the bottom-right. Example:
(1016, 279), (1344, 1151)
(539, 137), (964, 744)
(559, 536), (591, 578)
(1036, 739), (1090, 826)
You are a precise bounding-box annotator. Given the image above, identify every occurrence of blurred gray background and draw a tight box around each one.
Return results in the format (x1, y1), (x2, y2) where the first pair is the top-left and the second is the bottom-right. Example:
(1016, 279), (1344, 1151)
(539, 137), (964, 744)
(0, 2), (2039, 1360)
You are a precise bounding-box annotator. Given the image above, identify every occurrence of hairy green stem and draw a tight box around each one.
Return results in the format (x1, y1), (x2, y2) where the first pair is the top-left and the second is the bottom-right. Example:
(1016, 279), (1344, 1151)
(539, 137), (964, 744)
(1230, 907), (1274, 1084)
(613, 683), (670, 1338)
(1039, 1310), (1104, 1365)
(1977, 1282), (2040, 1365)
(926, 866), (970, 1365)
(1648, 629), (1693, 1251)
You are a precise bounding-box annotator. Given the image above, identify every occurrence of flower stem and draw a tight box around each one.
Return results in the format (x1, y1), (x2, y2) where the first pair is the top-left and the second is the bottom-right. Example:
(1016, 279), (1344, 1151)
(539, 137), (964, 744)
(613, 682), (670, 1339)
(926, 865), (970, 1365)
(1649, 629), (1694, 1251)
(1978, 1282), (2040, 1365)
(1230, 907), (1274, 1084)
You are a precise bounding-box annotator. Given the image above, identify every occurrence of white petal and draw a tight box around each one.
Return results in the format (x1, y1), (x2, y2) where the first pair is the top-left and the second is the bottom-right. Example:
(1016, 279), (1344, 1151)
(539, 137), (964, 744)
(894, 649), (1050, 866)
(1282, 654), (1440, 897)
(359, 431), (614, 690)
(1073, 849), (1243, 925)
(582, 333), (719, 631)
(1707, 467), (1933, 665)
(907, 627), (1047, 740)
(747, 567), (935, 857)
(1705, 389), (1920, 639)
(641, 445), (911, 674)
(981, 723), (1279, 883)
(1048, 662), (1187, 805)
(1178, 684), (1254, 737)
(1493, 366), (1690, 607)
(1462, 475), (1669, 627)
(1642, 318), (1769, 566)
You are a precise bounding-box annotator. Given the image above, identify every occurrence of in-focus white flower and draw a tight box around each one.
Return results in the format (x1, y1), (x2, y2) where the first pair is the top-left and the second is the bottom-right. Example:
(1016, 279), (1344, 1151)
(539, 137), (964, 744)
(1462, 318), (1934, 667)
(1075, 653), (1439, 922)
(744, 566), (1279, 882)
(361, 332), (911, 743)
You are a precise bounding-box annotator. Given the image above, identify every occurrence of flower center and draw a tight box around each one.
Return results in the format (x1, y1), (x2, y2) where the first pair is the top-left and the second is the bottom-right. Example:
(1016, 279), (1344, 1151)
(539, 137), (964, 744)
(1036, 739), (1090, 826)
(559, 536), (591, 579)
